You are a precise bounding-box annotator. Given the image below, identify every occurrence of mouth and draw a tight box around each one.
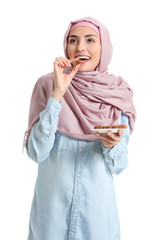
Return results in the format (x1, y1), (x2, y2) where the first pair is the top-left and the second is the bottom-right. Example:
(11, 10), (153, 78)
(75, 55), (91, 63)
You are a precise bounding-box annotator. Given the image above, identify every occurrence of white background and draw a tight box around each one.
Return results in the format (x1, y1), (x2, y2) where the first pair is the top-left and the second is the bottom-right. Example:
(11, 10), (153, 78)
(0, 0), (159, 239)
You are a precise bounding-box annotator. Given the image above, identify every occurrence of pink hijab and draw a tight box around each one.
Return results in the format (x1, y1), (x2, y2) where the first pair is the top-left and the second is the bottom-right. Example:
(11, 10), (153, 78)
(24, 17), (136, 146)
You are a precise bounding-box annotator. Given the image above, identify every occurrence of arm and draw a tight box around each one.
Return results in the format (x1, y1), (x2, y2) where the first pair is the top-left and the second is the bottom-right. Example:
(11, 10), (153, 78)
(101, 114), (130, 175)
(26, 97), (62, 163)
(26, 57), (80, 163)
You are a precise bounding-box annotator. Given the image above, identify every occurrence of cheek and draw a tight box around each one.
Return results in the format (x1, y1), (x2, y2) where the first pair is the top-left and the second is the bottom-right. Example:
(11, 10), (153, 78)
(92, 51), (101, 63)
(92, 45), (101, 62)
(66, 46), (70, 58)
(97, 46), (101, 60)
(67, 45), (75, 59)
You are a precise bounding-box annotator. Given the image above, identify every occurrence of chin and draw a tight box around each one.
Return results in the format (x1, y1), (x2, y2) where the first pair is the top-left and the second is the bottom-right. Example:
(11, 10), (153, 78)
(78, 65), (94, 72)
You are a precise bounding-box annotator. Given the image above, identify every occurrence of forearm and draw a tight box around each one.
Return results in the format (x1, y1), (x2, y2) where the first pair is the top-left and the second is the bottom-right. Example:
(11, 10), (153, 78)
(26, 97), (62, 163)
(52, 90), (64, 103)
(101, 137), (129, 174)
(101, 114), (130, 175)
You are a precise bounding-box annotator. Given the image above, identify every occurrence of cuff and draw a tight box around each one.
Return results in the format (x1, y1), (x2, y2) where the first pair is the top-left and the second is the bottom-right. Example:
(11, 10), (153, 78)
(46, 96), (62, 113)
(101, 143), (114, 166)
(39, 96), (62, 123)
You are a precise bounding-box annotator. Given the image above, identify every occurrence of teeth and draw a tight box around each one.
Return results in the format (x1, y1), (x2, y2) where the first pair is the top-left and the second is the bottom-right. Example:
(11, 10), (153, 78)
(78, 56), (90, 60)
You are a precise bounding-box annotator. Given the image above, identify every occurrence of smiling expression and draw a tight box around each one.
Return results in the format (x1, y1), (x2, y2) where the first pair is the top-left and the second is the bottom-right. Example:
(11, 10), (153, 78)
(67, 26), (101, 72)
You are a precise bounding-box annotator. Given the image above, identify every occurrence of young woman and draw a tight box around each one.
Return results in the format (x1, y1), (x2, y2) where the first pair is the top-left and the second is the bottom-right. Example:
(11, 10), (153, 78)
(24, 17), (136, 240)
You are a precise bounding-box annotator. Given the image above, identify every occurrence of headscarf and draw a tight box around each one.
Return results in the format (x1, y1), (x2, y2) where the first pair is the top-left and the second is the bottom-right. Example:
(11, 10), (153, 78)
(24, 17), (136, 146)
(69, 20), (100, 37)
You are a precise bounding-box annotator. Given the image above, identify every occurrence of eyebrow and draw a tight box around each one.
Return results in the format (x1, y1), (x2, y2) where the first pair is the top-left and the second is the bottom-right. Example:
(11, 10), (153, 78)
(68, 34), (97, 38)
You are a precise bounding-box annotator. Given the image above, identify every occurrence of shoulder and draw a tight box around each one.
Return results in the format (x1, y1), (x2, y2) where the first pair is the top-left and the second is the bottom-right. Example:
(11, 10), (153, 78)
(32, 72), (54, 100)
(108, 74), (131, 89)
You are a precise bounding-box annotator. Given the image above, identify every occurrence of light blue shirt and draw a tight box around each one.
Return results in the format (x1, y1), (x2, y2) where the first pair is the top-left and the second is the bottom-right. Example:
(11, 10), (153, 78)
(26, 97), (130, 240)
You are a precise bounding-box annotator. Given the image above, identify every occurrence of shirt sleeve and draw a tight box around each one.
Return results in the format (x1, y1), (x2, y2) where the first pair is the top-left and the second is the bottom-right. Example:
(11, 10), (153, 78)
(26, 97), (62, 163)
(101, 113), (130, 175)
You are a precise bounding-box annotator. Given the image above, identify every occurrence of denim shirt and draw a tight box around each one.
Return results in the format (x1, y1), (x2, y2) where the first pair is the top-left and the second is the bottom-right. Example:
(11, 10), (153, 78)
(26, 97), (130, 240)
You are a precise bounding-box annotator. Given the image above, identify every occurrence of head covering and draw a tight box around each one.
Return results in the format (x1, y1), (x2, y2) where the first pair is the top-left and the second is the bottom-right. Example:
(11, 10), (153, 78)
(24, 17), (136, 147)
(64, 17), (113, 72)
(70, 21), (100, 37)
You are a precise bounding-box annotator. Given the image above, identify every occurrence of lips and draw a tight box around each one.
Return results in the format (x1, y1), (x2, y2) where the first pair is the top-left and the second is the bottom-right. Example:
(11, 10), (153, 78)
(75, 55), (91, 61)
(75, 55), (91, 64)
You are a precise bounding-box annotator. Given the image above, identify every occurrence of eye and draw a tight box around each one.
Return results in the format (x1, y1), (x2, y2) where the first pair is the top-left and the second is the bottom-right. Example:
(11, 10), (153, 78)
(69, 39), (77, 44)
(87, 38), (95, 43)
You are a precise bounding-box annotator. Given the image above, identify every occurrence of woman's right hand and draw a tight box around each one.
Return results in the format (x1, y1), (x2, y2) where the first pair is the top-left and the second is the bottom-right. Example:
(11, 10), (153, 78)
(52, 57), (81, 102)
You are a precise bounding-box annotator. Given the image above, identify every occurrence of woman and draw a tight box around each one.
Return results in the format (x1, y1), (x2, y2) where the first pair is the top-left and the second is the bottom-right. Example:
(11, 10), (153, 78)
(24, 17), (136, 240)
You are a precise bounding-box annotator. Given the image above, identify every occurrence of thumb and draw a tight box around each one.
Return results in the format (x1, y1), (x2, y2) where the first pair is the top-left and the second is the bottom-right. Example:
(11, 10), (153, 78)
(69, 64), (80, 79)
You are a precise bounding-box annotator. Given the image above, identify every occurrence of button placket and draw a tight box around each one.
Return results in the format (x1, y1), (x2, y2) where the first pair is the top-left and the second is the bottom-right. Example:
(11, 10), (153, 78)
(69, 142), (84, 240)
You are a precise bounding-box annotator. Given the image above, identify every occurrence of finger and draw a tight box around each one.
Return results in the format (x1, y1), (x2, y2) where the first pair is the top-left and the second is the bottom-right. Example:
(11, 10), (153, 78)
(95, 131), (120, 141)
(95, 132), (119, 145)
(58, 62), (65, 68)
(54, 59), (64, 68)
(53, 61), (64, 72)
(61, 59), (72, 67)
(95, 131), (101, 137)
(95, 132), (112, 141)
(54, 57), (72, 68)
(70, 58), (81, 66)
(107, 130), (123, 141)
(68, 63), (80, 78)
(102, 139), (114, 148)
(102, 137), (118, 145)
(59, 57), (74, 67)
(117, 129), (124, 137)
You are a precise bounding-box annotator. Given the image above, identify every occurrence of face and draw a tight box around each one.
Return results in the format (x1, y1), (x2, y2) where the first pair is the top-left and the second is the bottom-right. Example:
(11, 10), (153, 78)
(67, 26), (101, 72)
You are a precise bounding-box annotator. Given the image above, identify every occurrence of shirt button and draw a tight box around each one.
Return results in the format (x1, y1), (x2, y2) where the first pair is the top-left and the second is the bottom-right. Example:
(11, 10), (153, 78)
(78, 173), (80, 177)
(76, 196), (78, 201)
(80, 148), (83, 152)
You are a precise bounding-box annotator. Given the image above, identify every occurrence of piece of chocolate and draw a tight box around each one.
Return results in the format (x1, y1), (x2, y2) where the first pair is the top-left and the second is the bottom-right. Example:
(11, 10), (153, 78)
(94, 124), (126, 129)
(76, 59), (81, 64)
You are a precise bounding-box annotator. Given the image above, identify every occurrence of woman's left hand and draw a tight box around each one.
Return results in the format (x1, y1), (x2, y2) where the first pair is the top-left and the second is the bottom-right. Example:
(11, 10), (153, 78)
(95, 125), (128, 148)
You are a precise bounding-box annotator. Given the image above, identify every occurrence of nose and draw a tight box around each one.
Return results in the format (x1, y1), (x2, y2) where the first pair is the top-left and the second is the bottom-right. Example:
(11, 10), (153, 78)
(76, 39), (86, 52)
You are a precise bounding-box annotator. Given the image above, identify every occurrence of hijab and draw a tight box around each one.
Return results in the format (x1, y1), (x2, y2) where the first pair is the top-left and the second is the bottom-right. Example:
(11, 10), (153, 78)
(24, 17), (136, 146)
